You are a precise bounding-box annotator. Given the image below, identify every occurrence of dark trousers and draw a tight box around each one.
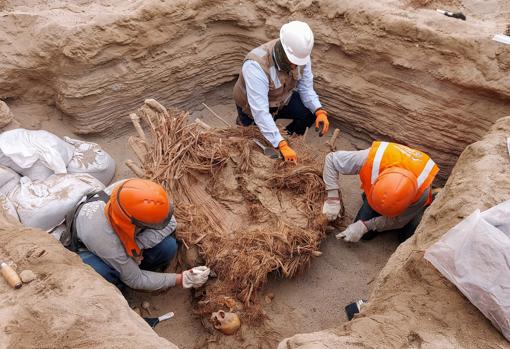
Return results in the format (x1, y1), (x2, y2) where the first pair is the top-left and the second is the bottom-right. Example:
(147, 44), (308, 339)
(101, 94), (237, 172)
(237, 92), (315, 136)
(354, 194), (427, 243)
(79, 235), (178, 289)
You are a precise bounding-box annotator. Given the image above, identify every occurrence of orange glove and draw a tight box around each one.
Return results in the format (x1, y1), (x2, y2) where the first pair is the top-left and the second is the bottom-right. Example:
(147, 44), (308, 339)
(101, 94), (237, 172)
(278, 140), (297, 163)
(315, 109), (329, 137)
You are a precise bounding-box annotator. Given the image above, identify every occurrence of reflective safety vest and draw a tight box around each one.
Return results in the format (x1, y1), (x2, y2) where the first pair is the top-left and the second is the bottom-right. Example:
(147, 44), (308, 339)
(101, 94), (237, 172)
(233, 39), (304, 117)
(359, 141), (439, 204)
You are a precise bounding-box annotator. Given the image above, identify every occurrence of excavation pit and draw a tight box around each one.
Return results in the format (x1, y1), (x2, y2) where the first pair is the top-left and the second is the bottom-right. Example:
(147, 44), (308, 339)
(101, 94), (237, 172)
(1, 0), (510, 348)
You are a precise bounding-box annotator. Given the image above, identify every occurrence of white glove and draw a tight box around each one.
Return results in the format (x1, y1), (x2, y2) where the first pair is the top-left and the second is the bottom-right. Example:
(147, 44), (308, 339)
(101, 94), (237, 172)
(323, 190), (341, 221)
(182, 266), (210, 289)
(323, 199), (341, 221)
(336, 221), (368, 242)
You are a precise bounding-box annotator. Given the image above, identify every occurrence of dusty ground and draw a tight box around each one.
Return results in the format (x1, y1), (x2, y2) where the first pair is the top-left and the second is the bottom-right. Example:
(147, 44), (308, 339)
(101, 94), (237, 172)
(0, 197), (176, 349)
(8, 95), (398, 348)
(280, 116), (510, 348)
(2, 0), (510, 182)
(2, 0), (509, 347)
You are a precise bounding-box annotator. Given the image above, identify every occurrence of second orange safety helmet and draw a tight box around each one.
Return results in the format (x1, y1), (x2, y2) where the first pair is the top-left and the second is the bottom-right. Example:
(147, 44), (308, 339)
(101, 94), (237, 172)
(105, 179), (174, 257)
(368, 167), (418, 218)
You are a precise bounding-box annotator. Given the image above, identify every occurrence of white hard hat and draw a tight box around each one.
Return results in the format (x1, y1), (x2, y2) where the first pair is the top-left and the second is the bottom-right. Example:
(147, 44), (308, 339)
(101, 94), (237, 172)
(279, 21), (314, 66)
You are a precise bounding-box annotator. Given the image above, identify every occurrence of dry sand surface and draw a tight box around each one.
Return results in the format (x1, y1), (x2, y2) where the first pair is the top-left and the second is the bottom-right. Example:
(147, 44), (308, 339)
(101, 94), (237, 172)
(5, 99), (399, 348)
(0, 200), (176, 349)
(1, 0), (510, 347)
(280, 116), (510, 348)
(1, 0), (510, 180)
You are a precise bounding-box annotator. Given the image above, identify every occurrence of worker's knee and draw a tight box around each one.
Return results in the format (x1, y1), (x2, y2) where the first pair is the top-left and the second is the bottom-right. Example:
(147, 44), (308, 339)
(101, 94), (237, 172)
(158, 235), (178, 262)
(325, 152), (335, 167)
(140, 235), (178, 271)
(79, 251), (122, 286)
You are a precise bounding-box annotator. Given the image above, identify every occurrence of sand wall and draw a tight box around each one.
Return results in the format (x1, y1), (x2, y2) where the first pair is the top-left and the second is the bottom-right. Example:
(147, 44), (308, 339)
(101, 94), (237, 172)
(0, 213), (177, 349)
(279, 115), (510, 348)
(1, 0), (510, 180)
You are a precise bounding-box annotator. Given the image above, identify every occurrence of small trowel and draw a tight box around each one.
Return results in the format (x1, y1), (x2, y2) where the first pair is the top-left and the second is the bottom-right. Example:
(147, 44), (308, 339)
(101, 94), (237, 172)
(252, 139), (281, 159)
(436, 9), (466, 21)
(144, 311), (175, 328)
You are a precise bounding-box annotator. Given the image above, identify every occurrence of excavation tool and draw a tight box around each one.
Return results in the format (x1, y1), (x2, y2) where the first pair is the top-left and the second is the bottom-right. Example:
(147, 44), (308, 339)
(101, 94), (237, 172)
(345, 299), (366, 321)
(0, 262), (22, 289)
(202, 103), (231, 127)
(493, 34), (510, 45)
(436, 9), (466, 21)
(143, 312), (175, 328)
(252, 139), (281, 159)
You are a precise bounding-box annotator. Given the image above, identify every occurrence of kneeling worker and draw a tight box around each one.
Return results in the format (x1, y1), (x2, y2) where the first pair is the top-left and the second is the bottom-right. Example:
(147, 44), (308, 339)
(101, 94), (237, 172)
(62, 179), (210, 290)
(323, 141), (439, 242)
(233, 20), (330, 163)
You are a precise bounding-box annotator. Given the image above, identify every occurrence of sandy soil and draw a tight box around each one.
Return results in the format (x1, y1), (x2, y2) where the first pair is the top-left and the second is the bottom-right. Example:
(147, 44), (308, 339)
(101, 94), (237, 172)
(2, 0), (510, 182)
(280, 116), (510, 348)
(2, 0), (509, 347)
(0, 195), (176, 349)
(7, 95), (398, 348)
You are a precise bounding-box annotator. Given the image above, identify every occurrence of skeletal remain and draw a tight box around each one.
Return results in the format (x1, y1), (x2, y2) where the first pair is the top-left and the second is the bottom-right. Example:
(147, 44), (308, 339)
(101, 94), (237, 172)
(20, 270), (36, 283)
(141, 301), (152, 316)
(125, 159), (144, 177)
(129, 113), (146, 142)
(210, 310), (240, 335)
(326, 128), (340, 151)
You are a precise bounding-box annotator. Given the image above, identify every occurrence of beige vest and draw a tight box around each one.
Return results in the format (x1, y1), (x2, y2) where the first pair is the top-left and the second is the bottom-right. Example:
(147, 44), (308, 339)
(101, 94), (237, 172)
(233, 39), (304, 117)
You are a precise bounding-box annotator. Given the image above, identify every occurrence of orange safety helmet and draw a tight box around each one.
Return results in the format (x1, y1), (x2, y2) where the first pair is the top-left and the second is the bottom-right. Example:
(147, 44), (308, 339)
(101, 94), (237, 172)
(368, 167), (418, 217)
(105, 179), (174, 257)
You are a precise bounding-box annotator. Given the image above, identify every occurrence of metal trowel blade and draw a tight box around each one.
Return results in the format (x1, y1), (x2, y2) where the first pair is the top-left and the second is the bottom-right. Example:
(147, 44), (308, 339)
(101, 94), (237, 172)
(264, 148), (280, 159)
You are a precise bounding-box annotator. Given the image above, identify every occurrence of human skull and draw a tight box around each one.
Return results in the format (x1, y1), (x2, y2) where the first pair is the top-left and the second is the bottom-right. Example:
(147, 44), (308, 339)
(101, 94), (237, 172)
(210, 310), (240, 335)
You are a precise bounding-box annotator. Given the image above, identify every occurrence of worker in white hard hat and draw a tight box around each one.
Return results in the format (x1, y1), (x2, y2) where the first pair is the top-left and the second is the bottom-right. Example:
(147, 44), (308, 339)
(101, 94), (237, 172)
(233, 21), (329, 163)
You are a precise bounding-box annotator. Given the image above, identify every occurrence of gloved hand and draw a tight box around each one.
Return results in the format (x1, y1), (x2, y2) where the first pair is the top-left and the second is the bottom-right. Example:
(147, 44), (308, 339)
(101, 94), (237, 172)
(315, 109), (329, 137)
(322, 190), (341, 221)
(182, 266), (210, 289)
(132, 254), (144, 265)
(278, 140), (297, 163)
(336, 221), (368, 242)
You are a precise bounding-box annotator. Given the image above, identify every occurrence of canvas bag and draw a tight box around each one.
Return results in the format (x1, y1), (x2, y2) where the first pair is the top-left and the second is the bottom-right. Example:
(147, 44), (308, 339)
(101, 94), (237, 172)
(8, 174), (104, 232)
(64, 137), (116, 185)
(0, 129), (74, 181)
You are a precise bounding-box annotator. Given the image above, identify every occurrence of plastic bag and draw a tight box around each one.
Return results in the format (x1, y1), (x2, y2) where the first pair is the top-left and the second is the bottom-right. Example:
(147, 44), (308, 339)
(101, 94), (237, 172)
(49, 223), (66, 241)
(0, 129), (74, 181)
(0, 192), (19, 222)
(425, 199), (510, 340)
(64, 137), (116, 185)
(8, 174), (104, 231)
(18, 160), (54, 181)
(0, 165), (20, 196)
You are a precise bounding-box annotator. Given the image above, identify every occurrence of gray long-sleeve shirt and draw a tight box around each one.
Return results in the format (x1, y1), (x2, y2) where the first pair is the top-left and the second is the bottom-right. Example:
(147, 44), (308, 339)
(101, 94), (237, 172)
(323, 150), (430, 232)
(76, 199), (178, 291)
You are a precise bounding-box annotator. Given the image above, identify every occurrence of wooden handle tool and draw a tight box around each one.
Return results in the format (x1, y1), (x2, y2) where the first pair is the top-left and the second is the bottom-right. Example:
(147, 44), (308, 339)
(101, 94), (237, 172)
(1, 262), (22, 289)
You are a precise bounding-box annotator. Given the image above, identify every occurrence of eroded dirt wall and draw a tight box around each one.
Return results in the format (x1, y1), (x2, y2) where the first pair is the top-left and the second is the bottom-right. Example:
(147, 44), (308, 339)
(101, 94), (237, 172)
(0, 212), (177, 349)
(1, 0), (509, 176)
(279, 115), (510, 348)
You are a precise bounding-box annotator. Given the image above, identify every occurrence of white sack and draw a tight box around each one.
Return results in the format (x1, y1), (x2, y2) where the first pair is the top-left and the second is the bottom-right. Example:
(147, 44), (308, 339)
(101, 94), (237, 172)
(0, 165), (20, 196)
(18, 160), (54, 181)
(49, 223), (66, 241)
(425, 199), (510, 341)
(0, 193), (19, 222)
(8, 174), (104, 232)
(64, 137), (115, 185)
(0, 129), (74, 180)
